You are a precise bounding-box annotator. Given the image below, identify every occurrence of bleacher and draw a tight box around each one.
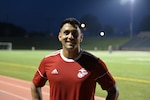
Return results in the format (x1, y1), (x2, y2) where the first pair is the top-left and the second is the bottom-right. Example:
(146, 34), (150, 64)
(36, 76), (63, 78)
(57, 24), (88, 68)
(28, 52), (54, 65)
(120, 32), (150, 51)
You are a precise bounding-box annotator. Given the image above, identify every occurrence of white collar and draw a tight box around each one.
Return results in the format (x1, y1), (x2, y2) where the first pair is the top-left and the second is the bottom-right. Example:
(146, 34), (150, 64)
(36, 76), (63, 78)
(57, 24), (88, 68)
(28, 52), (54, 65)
(60, 49), (82, 62)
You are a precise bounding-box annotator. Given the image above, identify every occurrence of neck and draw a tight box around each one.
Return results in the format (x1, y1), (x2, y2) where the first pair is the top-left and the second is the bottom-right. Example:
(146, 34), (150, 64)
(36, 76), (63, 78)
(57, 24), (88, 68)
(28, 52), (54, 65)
(62, 48), (80, 59)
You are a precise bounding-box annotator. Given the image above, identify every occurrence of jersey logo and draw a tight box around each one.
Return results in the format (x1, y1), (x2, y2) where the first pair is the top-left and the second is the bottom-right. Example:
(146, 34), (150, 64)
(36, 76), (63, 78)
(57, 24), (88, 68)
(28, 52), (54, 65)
(51, 69), (58, 74)
(77, 68), (88, 78)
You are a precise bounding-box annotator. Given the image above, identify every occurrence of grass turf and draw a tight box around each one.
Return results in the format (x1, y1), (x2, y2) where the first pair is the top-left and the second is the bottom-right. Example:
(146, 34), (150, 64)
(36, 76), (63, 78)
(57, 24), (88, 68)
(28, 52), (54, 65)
(0, 50), (150, 100)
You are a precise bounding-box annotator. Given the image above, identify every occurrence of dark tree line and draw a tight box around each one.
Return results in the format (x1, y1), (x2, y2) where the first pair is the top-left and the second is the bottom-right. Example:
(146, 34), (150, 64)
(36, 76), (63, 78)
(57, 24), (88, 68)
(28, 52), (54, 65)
(0, 22), (26, 37)
(81, 14), (150, 36)
(1, 14), (150, 37)
(0, 22), (47, 37)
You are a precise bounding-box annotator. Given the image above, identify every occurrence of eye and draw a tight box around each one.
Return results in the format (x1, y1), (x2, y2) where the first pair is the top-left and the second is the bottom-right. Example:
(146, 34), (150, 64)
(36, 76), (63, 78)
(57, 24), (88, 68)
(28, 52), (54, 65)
(72, 30), (79, 38)
(63, 30), (79, 38)
(63, 30), (70, 35)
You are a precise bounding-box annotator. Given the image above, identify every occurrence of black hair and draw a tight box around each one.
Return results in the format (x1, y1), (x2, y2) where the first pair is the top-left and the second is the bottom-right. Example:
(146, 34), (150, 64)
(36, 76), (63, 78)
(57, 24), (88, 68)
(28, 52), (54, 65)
(60, 18), (81, 29)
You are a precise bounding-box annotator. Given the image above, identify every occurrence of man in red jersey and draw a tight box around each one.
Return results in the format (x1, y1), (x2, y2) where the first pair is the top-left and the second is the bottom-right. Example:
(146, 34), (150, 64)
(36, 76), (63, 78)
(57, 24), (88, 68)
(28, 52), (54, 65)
(31, 18), (119, 100)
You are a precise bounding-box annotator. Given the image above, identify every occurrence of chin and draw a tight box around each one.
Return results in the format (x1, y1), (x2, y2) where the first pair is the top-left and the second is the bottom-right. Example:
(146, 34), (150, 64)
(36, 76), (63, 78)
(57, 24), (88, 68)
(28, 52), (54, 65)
(67, 47), (75, 50)
(66, 47), (76, 51)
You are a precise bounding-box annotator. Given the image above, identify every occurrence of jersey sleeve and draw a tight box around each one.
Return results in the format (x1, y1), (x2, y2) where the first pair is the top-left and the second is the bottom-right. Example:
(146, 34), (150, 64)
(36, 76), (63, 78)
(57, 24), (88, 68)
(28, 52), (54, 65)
(32, 58), (47, 87)
(95, 59), (116, 90)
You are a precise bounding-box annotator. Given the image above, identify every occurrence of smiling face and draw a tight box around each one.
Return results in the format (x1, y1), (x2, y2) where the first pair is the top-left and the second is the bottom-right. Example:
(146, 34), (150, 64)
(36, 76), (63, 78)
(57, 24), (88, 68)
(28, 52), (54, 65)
(58, 23), (83, 52)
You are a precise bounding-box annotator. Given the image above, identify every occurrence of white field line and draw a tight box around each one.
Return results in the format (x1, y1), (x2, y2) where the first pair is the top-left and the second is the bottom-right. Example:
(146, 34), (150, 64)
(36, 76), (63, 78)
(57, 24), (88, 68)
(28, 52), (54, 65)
(128, 58), (150, 61)
(0, 90), (28, 100)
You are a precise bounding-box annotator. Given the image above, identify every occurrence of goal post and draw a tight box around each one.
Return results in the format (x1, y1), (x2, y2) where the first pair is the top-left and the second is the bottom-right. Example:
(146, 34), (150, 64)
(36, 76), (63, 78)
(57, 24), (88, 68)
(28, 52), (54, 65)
(0, 42), (12, 50)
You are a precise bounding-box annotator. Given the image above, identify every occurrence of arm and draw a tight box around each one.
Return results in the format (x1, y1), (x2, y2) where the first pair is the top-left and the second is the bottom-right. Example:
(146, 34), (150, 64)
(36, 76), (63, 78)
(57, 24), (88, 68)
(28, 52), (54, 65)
(106, 84), (119, 100)
(31, 82), (42, 100)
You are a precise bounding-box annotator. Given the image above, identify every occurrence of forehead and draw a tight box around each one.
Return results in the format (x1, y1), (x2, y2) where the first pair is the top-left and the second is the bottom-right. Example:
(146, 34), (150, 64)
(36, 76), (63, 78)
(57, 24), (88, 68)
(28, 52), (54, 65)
(61, 23), (80, 31)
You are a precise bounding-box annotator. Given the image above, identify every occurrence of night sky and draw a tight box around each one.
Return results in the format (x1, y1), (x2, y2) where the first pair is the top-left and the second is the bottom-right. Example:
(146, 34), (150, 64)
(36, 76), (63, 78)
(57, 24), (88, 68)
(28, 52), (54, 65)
(0, 0), (150, 35)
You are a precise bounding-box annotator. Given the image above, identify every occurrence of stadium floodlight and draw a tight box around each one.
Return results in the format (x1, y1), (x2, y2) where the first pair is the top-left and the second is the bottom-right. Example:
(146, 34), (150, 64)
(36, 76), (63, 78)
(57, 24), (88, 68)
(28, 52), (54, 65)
(131, 0), (135, 3)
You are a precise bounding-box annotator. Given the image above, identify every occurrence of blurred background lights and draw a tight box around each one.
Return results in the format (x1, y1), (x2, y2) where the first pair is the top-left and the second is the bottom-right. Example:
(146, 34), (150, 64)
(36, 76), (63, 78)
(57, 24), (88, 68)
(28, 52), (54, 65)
(100, 31), (105, 36)
(120, 0), (135, 5)
(81, 23), (86, 28)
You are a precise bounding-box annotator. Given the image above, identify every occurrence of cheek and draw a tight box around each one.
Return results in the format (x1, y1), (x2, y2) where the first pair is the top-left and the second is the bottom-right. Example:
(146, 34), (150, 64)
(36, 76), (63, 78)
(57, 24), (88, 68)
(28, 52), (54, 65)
(59, 35), (66, 42)
(59, 34), (64, 41)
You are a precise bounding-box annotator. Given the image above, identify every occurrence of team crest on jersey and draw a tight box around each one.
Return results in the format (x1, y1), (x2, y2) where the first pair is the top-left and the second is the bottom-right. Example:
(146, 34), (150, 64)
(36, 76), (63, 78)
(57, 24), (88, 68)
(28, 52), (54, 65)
(77, 68), (88, 78)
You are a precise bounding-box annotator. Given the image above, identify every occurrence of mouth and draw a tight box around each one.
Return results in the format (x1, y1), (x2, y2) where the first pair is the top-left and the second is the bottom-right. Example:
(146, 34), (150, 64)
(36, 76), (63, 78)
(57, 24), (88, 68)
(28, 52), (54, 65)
(66, 41), (74, 45)
(66, 41), (76, 46)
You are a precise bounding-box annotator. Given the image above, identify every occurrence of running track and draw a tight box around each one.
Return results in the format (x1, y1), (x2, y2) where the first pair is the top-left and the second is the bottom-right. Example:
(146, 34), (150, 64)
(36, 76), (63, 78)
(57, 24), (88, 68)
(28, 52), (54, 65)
(0, 75), (105, 100)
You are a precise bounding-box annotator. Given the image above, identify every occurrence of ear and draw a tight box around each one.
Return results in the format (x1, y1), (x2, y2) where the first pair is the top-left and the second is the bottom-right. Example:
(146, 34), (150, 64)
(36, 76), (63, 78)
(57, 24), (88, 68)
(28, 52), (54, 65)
(58, 32), (62, 41)
(80, 33), (83, 42)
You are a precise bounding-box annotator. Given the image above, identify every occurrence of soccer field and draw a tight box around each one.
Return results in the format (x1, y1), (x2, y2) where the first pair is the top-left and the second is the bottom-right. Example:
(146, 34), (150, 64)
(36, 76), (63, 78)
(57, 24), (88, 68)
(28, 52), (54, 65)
(0, 50), (150, 100)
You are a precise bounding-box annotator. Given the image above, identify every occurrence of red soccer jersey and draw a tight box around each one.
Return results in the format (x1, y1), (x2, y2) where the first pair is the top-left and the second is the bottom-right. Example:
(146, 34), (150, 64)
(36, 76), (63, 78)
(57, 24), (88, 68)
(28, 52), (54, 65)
(32, 49), (116, 100)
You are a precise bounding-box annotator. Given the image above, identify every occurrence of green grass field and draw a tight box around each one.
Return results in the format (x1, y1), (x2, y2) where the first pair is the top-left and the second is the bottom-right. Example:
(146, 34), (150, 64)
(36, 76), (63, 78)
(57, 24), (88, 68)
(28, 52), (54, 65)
(0, 50), (150, 100)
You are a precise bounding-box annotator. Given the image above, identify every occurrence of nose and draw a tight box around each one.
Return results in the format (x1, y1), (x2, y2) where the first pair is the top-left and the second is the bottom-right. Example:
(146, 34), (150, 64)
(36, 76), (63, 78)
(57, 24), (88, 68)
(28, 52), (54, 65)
(68, 33), (74, 39)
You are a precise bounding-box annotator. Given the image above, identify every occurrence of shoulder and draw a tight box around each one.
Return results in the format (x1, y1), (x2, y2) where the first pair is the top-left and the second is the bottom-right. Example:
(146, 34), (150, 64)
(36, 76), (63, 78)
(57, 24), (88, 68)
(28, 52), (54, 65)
(81, 50), (105, 64)
(77, 50), (107, 71)
(80, 50), (98, 61)
(40, 50), (61, 63)
(44, 50), (61, 58)
(76, 50), (99, 70)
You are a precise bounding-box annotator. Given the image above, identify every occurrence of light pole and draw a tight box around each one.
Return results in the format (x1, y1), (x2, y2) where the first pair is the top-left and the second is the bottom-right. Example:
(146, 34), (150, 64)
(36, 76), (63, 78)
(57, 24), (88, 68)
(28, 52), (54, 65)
(120, 0), (135, 38)
(130, 0), (134, 38)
